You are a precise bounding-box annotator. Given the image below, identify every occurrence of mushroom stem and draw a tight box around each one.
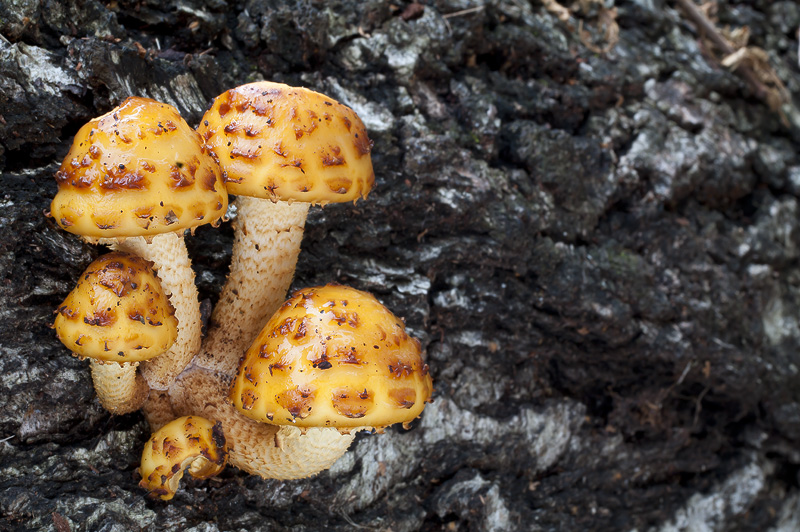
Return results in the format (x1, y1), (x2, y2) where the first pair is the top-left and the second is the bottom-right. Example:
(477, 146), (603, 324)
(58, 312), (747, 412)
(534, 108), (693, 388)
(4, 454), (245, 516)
(194, 197), (309, 375)
(89, 360), (149, 415)
(170, 368), (356, 479)
(105, 232), (203, 391)
(141, 390), (178, 432)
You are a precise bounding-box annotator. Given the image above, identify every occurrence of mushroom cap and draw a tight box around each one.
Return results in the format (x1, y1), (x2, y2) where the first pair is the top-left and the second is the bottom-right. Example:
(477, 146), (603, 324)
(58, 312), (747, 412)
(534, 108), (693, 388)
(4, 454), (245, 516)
(54, 252), (178, 363)
(230, 285), (433, 429)
(50, 96), (228, 239)
(197, 81), (375, 204)
(139, 415), (228, 501)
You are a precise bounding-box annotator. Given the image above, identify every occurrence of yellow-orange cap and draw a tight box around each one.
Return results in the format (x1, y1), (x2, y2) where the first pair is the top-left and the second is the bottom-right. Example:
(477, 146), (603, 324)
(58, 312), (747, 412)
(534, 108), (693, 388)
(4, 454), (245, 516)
(54, 252), (178, 363)
(197, 81), (375, 204)
(51, 96), (227, 238)
(139, 415), (227, 500)
(231, 285), (433, 429)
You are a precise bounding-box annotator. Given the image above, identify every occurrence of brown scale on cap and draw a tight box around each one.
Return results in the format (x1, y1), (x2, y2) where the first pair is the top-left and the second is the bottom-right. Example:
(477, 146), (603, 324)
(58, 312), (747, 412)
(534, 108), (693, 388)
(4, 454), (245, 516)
(197, 81), (375, 204)
(230, 285), (433, 430)
(54, 252), (178, 363)
(331, 387), (373, 419)
(139, 416), (228, 501)
(50, 96), (227, 239)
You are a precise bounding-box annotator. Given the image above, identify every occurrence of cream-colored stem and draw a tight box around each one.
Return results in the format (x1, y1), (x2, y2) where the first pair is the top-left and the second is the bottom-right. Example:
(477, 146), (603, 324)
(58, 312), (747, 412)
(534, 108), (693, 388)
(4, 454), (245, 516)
(89, 360), (148, 415)
(141, 390), (177, 432)
(109, 232), (202, 391)
(170, 367), (354, 479)
(193, 197), (309, 375)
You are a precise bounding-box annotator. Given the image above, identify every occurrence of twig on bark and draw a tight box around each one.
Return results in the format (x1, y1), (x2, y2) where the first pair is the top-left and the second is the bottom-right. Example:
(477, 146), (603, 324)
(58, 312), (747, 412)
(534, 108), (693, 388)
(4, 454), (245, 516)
(442, 5), (486, 19)
(692, 386), (711, 429)
(673, 0), (791, 124)
(542, 0), (570, 21)
(541, 0), (620, 54)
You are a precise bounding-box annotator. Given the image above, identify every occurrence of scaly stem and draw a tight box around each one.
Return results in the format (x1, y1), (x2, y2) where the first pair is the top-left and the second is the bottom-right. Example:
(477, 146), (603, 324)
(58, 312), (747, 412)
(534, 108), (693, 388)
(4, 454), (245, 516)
(194, 196), (309, 375)
(141, 390), (177, 432)
(89, 360), (148, 414)
(109, 232), (203, 390)
(170, 368), (355, 479)
(167, 199), (352, 478)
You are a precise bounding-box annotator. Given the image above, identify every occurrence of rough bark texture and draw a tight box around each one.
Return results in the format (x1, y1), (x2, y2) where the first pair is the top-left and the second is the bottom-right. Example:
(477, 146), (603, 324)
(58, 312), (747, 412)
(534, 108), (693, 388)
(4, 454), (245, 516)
(2, 0), (800, 531)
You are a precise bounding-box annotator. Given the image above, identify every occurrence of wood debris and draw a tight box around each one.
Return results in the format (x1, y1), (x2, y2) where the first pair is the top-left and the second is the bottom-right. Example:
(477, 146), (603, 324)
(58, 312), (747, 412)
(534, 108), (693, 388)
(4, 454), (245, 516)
(674, 0), (791, 124)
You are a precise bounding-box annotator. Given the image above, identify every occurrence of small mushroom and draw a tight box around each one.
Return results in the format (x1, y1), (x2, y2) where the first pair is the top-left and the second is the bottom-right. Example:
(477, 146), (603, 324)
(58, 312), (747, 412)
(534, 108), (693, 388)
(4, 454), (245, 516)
(50, 96), (228, 391)
(139, 415), (227, 500)
(170, 285), (432, 479)
(194, 82), (375, 376)
(53, 252), (178, 414)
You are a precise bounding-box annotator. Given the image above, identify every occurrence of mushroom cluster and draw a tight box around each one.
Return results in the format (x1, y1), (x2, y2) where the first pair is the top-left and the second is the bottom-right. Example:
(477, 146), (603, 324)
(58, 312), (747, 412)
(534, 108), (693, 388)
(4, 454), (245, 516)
(50, 83), (433, 500)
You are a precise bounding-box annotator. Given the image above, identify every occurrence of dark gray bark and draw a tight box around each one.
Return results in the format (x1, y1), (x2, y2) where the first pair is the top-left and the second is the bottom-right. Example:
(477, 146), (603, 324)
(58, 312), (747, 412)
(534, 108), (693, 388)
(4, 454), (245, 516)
(1, 0), (800, 530)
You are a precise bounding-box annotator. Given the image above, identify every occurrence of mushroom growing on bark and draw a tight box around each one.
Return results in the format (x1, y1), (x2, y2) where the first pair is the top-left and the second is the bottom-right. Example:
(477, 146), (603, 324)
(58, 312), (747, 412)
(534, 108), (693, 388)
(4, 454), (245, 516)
(170, 285), (432, 479)
(194, 82), (375, 375)
(50, 96), (228, 391)
(170, 367), (354, 480)
(53, 252), (178, 414)
(139, 415), (227, 500)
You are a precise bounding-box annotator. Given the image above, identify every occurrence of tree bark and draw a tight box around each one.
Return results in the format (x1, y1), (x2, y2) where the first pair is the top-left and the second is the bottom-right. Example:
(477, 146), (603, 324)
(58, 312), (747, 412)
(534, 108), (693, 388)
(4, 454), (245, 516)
(2, 0), (800, 530)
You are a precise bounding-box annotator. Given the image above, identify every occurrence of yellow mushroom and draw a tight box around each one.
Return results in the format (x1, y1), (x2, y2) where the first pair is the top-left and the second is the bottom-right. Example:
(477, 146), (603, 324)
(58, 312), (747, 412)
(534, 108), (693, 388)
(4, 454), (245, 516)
(231, 285), (432, 429)
(54, 252), (178, 414)
(51, 96), (228, 391)
(139, 416), (227, 500)
(171, 285), (432, 479)
(194, 82), (375, 375)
